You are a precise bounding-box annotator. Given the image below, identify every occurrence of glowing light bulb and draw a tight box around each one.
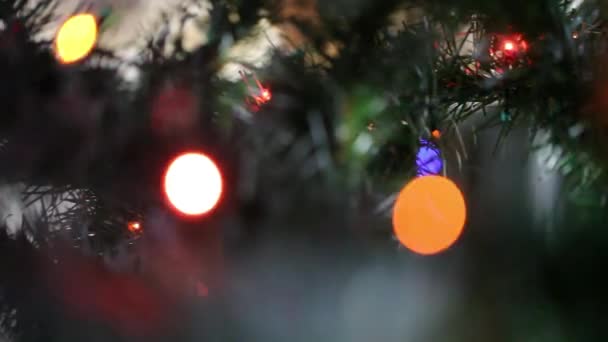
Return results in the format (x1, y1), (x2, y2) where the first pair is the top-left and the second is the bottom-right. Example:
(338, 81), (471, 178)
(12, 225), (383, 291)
(503, 41), (515, 51)
(239, 70), (272, 107)
(55, 13), (98, 64)
(128, 222), (142, 233)
(261, 89), (271, 102)
(164, 152), (223, 216)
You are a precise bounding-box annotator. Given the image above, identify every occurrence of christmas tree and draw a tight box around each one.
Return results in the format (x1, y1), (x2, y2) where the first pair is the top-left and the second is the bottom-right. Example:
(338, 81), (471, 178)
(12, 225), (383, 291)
(1, 0), (607, 340)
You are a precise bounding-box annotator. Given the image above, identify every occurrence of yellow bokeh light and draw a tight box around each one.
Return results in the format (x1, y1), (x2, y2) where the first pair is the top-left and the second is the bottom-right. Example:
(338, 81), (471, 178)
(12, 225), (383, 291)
(55, 13), (98, 64)
(392, 175), (466, 255)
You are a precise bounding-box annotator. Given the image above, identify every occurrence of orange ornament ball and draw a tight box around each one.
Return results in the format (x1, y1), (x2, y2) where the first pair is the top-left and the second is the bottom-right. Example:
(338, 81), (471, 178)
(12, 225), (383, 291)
(392, 176), (466, 255)
(55, 13), (98, 64)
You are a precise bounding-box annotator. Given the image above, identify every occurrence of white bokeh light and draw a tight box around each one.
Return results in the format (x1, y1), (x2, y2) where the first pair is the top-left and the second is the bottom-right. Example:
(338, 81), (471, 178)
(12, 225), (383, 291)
(164, 152), (223, 216)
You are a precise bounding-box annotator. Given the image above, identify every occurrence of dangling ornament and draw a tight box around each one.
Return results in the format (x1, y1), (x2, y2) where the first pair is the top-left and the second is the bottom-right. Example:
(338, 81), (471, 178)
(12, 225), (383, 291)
(392, 175), (466, 255)
(416, 139), (443, 176)
(54, 13), (98, 64)
(240, 70), (272, 112)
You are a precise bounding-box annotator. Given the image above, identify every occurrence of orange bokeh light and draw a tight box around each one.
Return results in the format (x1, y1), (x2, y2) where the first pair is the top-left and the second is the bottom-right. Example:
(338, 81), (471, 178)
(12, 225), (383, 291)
(55, 13), (98, 64)
(392, 175), (466, 255)
(431, 129), (442, 139)
(163, 152), (223, 216)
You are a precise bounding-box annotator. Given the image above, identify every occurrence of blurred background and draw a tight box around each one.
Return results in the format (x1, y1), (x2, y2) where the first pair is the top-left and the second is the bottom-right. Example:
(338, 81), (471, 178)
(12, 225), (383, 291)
(1, 0), (607, 341)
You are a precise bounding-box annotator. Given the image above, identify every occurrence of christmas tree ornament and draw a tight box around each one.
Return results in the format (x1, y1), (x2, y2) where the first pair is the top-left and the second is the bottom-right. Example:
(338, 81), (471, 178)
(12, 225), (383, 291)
(54, 13), (98, 64)
(240, 70), (272, 111)
(416, 139), (443, 176)
(164, 152), (223, 217)
(392, 175), (466, 255)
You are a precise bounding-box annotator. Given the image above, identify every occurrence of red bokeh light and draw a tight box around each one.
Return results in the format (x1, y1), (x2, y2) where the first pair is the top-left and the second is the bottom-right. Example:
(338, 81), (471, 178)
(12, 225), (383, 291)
(489, 34), (529, 67)
(47, 249), (169, 337)
(252, 88), (272, 106)
(151, 85), (198, 137)
(497, 35), (528, 56)
(128, 221), (142, 233)
(240, 70), (272, 109)
(261, 89), (271, 102)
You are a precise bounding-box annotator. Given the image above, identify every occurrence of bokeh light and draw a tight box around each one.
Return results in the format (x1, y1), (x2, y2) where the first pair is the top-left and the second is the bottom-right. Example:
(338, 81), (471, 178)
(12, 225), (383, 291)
(128, 221), (142, 233)
(392, 176), (466, 255)
(258, 88), (272, 103)
(55, 13), (98, 64)
(151, 86), (198, 137)
(164, 152), (223, 216)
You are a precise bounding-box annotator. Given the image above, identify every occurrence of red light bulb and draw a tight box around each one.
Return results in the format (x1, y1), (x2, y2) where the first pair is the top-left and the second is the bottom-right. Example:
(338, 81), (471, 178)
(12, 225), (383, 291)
(128, 221), (142, 233)
(240, 70), (272, 108)
(261, 89), (271, 102)
(253, 88), (272, 105)
(503, 41), (515, 51)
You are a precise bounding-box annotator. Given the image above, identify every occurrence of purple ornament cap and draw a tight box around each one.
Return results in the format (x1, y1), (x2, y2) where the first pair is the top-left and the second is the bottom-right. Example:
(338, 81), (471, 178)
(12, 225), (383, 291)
(416, 139), (442, 176)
